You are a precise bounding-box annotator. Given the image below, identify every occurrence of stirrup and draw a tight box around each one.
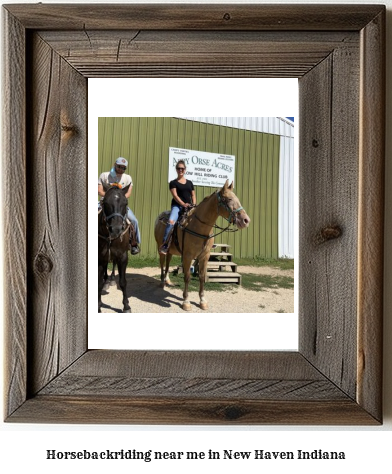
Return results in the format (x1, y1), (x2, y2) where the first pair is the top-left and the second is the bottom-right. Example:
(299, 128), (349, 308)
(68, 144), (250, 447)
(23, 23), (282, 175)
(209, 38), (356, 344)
(130, 245), (140, 255)
(159, 243), (169, 255)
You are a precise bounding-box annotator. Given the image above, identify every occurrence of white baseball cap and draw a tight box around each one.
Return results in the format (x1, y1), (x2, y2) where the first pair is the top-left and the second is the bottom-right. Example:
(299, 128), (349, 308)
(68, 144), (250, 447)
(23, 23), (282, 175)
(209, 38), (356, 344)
(115, 157), (128, 167)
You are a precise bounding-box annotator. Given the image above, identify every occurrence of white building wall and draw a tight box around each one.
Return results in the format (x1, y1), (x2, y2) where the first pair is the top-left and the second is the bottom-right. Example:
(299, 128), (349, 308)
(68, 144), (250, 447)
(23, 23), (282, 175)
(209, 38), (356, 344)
(176, 116), (294, 138)
(175, 117), (295, 258)
(279, 135), (295, 258)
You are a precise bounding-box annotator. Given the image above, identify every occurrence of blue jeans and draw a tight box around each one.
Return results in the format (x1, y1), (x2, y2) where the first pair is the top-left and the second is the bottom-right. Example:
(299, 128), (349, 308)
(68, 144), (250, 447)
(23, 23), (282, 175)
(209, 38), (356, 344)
(98, 202), (140, 244)
(127, 208), (141, 245)
(163, 204), (181, 242)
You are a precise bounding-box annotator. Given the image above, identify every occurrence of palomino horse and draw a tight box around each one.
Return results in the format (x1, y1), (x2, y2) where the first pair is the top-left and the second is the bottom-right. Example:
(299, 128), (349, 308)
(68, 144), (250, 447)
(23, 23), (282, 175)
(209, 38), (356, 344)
(98, 183), (131, 313)
(154, 180), (250, 311)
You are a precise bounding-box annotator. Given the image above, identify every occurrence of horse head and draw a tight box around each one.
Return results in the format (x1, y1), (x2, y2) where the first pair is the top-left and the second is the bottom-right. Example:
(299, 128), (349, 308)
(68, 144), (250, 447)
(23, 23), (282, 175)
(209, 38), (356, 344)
(101, 184), (130, 239)
(217, 180), (250, 229)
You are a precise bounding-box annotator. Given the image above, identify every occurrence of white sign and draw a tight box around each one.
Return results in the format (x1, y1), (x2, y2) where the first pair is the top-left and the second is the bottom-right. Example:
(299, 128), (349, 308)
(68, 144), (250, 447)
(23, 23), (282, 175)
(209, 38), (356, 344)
(168, 147), (235, 188)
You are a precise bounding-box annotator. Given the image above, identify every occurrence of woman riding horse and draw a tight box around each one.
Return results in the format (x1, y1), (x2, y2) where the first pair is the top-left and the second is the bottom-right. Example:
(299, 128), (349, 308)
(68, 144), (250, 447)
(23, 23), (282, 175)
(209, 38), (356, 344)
(159, 159), (196, 255)
(155, 179), (250, 311)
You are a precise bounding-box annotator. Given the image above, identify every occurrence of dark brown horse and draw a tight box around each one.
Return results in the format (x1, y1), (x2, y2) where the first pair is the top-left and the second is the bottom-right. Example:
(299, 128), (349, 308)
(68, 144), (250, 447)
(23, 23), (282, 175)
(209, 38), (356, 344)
(154, 180), (250, 311)
(98, 184), (131, 313)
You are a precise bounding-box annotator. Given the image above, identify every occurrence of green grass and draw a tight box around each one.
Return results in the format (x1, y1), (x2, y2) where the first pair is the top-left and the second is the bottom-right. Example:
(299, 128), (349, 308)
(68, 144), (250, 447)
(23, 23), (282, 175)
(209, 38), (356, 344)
(122, 255), (294, 292)
(240, 273), (294, 291)
(235, 256), (294, 271)
(163, 271), (233, 292)
(127, 255), (182, 269)
(108, 256), (163, 271)
(151, 268), (294, 293)
(126, 255), (294, 271)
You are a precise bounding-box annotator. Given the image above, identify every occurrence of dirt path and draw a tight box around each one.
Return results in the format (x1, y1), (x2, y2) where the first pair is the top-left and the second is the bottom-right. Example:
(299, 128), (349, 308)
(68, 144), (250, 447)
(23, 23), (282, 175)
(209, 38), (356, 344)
(100, 266), (294, 314)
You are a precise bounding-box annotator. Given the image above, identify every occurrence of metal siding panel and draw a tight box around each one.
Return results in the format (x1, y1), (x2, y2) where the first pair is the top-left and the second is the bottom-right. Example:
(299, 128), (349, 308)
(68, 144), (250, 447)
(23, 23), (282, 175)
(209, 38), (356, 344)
(143, 117), (152, 252)
(128, 117), (142, 227)
(176, 117), (294, 137)
(279, 135), (295, 258)
(248, 129), (257, 258)
(260, 133), (268, 258)
(265, 134), (274, 258)
(112, 117), (123, 158)
(97, 117), (105, 187)
(254, 131), (263, 257)
(289, 138), (294, 256)
(279, 135), (286, 257)
(242, 129), (251, 258)
(272, 134), (280, 258)
(235, 128), (247, 257)
(160, 117), (175, 209)
(103, 117), (115, 167)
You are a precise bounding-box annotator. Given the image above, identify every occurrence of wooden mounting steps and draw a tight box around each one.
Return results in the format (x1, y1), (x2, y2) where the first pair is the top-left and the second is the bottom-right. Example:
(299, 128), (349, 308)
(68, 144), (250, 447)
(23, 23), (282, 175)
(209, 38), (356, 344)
(200, 243), (242, 284)
(177, 244), (242, 284)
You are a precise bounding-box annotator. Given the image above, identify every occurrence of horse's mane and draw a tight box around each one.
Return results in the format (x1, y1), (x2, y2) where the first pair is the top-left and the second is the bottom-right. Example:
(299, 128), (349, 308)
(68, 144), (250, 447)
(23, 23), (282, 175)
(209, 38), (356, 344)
(179, 194), (216, 224)
(198, 190), (217, 206)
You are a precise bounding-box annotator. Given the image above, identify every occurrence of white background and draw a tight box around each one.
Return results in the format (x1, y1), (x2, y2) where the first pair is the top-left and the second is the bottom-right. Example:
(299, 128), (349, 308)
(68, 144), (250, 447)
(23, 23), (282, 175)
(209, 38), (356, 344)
(1, 1), (391, 473)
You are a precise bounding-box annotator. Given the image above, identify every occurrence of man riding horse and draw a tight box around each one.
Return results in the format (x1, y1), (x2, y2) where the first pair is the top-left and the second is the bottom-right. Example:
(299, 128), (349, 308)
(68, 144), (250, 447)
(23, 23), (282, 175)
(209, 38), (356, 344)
(98, 157), (141, 254)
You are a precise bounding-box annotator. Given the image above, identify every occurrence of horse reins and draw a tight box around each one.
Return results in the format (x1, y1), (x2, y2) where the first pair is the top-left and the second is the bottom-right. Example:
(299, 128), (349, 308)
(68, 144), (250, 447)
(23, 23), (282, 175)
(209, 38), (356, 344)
(184, 191), (242, 237)
(98, 207), (130, 258)
(176, 191), (242, 255)
(216, 191), (244, 225)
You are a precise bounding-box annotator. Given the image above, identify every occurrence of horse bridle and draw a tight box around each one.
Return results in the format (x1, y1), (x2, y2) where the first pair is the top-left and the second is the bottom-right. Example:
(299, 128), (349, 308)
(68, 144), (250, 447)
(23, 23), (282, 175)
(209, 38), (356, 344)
(177, 191), (241, 254)
(99, 205), (129, 243)
(216, 191), (244, 224)
(104, 211), (127, 227)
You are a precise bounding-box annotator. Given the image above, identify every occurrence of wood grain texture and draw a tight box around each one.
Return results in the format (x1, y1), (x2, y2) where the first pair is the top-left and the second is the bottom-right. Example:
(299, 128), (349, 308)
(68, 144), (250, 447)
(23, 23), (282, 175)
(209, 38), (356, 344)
(39, 377), (347, 400)
(38, 351), (347, 400)
(299, 40), (360, 399)
(38, 30), (358, 78)
(27, 33), (87, 396)
(2, 8), (27, 419)
(59, 350), (326, 379)
(10, 396), (378, 425)
(2, 4), (385, 425)
(7, 351), (379, 424)
(4, 4), (384, 31)
(357, 9), (385, 422)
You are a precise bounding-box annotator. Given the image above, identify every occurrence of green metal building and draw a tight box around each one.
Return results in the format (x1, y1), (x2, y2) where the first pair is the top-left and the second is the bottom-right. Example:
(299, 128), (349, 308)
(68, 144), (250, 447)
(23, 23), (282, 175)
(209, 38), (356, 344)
(98, 117), (290, 259)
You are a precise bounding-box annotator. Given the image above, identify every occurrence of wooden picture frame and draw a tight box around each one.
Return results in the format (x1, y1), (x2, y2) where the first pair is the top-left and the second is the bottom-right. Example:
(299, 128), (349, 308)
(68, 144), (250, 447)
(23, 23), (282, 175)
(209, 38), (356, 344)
(3, 4), (385, 424)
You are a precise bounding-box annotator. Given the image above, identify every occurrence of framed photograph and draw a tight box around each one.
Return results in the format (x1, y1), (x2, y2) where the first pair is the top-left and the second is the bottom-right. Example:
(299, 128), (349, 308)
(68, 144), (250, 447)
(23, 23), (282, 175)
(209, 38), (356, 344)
(3, 4), (384, 424)
(91, 109), (297, 349)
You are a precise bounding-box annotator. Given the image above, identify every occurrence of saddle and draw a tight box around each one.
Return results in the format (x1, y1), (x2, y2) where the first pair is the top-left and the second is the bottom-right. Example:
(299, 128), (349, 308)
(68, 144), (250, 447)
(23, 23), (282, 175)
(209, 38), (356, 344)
(159, 206), (195, 254)
(159, 206), (195, 227)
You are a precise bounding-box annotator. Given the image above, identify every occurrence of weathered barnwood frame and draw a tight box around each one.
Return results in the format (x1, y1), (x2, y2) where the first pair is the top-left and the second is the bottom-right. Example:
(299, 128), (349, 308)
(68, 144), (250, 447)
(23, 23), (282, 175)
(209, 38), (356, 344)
(3, 4), (385, 424)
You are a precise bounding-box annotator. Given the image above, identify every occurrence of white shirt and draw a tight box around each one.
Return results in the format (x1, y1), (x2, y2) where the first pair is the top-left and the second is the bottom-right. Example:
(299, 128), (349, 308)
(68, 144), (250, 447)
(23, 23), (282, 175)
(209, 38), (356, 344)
(98, 171), (133, 189)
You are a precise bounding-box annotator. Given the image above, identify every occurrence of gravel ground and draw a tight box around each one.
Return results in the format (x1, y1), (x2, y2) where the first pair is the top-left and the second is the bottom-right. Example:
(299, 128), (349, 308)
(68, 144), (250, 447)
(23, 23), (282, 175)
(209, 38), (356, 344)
(100, 266), (294, 314)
